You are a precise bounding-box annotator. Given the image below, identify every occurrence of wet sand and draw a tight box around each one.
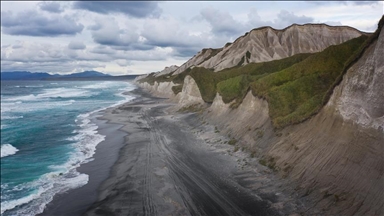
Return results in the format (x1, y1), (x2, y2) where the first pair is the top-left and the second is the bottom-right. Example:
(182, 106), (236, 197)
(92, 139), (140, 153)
(40, 88), (306, 216)
(82, 88), (305, 216)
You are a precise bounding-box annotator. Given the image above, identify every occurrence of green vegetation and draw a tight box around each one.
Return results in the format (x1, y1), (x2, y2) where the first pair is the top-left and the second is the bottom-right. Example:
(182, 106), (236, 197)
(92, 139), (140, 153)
(250, 151), (256, 158)
(228, 139), (238, 145)
(233, 146), (240, 152)
(171, 85), (183, 94)
(259, 159), (267, 166)
(178, 104), (203, 113)
(200, 48), (223, 64)
(259, 157), (277, 171)
(250, 35), (368, 127)
(217, 75), (250, 103)
(139, 26), (377, 128)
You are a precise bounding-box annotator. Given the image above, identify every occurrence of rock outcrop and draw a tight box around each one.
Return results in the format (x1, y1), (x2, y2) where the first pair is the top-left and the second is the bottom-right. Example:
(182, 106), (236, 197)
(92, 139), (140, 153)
(154, 65), (179, 77)
(206, 92), (273, 151)
(264, 24), (384, 215)
(137, 81), (177, 98)
(170, 24), (365, 75)
(329, 26), (384, 130)
(135, 19), (383, 215)
(177, 75), (205, 108)
(202, 25), (383, 214)
(172, 48), (222, 75)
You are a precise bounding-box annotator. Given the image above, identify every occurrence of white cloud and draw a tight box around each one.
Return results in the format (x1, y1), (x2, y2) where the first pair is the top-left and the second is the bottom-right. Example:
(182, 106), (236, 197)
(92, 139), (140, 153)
(1, 1), (382, 75)
(68, 41), (86, 50)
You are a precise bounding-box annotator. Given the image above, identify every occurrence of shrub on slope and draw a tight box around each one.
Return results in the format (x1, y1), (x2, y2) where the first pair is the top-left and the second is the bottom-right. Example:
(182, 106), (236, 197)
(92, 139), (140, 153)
(139, 34), (370, 128)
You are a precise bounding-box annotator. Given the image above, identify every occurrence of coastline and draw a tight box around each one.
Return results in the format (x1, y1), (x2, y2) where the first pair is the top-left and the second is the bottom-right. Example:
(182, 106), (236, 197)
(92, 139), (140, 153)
(38, 87), (140, 216)
(83, 88), (306, 215)
(38, 113), (127, 216)
(41, 87), (308, 216)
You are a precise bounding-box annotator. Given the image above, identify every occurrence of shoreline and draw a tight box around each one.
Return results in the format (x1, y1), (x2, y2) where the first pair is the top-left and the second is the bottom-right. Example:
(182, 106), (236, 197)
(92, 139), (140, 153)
(38, 113), (128, 216)
(84, 88), (306, 215)
(38, 88), (143, 216)
(41, 87), (307, 216)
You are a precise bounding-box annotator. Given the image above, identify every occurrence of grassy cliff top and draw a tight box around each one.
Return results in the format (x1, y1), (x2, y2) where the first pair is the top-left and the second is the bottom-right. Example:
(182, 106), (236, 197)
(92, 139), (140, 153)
(138, 22), (380, 128)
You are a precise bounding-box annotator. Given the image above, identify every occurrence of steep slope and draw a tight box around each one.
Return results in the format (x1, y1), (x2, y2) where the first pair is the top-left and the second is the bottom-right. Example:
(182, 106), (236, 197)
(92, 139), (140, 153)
(167, 24), (365, 77)
(154, 65), (179, 77)
(199, 24), (365, 72)
(172, 48), (222, 75)
(201, 20), (383, 215)
(135, 17), (383, 216)
(266, 23), (383, 215)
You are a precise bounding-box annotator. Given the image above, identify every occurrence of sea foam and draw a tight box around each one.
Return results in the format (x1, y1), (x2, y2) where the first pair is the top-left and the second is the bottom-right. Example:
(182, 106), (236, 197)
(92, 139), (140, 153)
(1, 144), (19, 158)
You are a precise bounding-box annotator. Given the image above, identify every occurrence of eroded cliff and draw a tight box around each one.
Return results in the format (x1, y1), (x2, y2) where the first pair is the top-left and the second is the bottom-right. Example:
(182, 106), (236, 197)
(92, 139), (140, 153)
(170, 24), (365, 75)
(135, 19), (383, 215)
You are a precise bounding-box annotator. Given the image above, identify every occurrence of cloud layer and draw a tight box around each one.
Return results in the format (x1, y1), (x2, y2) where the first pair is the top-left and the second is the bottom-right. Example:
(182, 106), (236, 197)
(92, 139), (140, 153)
(1, 10), (83, 36)
(73, 1), (161, 18)
(1, 1), (382, 75)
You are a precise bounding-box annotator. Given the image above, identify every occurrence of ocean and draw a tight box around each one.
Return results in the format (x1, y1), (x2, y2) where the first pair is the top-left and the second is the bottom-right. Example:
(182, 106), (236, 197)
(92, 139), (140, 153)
(0, 80), (136, 216)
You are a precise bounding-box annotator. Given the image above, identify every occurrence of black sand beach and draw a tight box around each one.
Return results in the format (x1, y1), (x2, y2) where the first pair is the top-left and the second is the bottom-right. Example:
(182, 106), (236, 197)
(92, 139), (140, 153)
(41, 88), (306, 216)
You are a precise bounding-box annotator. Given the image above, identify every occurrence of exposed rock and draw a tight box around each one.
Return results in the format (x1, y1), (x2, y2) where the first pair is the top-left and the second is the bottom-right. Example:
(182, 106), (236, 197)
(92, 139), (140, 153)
(265, 24), (384, 215)
(205, 92), (274, 152)
(137, 81), (176, 98)
(169, 24), (366, 76)
(154, 65), (179, 77)
(172, 48), (222, 75)
(329, 26), (384, 130)
(177, 75), (205, 108)
(135, 20), (383, 216)
(134, 74), (148, 82)
(200, 24), (365, 72)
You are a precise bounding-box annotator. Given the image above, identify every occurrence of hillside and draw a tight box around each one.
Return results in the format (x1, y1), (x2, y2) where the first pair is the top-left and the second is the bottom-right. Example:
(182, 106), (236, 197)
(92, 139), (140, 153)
(169, 24), (365, 76)
(1, 71), (111, 80)
(135, 17), (383, 215)
(138, 34), (368, 128)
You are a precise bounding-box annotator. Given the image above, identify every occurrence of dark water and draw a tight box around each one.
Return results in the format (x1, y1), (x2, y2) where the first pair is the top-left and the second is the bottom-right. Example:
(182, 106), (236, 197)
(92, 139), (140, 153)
(1, 80), (136, 215)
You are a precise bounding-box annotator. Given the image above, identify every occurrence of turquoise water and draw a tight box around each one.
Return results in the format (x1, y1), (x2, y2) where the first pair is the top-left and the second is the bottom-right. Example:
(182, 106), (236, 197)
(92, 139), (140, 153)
(0, 80), (136, 216)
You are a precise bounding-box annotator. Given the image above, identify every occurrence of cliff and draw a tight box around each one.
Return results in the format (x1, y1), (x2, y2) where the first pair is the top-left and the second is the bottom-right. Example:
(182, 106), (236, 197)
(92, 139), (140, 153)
(169, 24), (365, 76)
(265, 24), (383, 214)
(135, 18), (383, 215)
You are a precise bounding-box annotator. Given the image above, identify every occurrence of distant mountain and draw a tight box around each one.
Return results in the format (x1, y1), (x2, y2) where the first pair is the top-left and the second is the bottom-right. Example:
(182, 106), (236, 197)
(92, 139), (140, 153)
(0, 71), (56, 80)
(63, 71), (111, 78)
(1, 71), (111, 80)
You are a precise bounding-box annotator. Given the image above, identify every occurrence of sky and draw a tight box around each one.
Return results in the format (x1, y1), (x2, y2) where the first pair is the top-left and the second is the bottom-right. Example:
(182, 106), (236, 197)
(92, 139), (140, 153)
(1, 1), (383, 75)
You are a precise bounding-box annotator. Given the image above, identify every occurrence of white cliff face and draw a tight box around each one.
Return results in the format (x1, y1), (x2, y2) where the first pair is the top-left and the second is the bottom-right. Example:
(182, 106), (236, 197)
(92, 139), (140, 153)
(172, 48), (222, 75)
(200, 24), (365, 72)
(154, 65), (179, 77)
(134, 74), (149, 82)
(206, 92), (271, 147)
(328, 26), (384, 130)
(139, 24), (364, 80)
(171, 25), (365, 76)
(177, 75), (205, 107)
(265, 24), (383, 216)
(138, 81), (177, 98)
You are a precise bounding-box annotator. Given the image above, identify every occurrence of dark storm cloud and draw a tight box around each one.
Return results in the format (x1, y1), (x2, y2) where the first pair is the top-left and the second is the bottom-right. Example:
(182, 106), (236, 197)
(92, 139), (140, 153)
(73, 1), (161, 18)
(38, 1), (64, 13)
(1, 10), (83, 36)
